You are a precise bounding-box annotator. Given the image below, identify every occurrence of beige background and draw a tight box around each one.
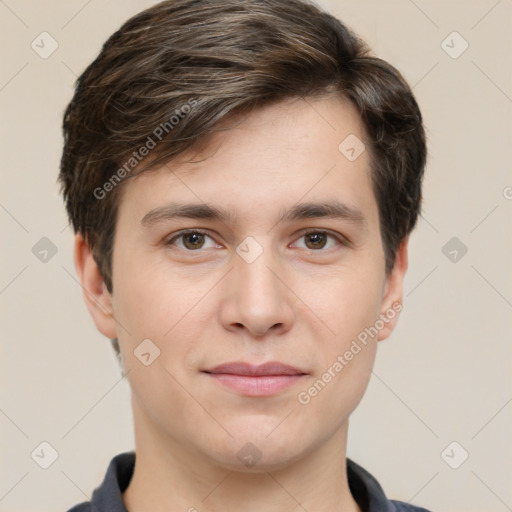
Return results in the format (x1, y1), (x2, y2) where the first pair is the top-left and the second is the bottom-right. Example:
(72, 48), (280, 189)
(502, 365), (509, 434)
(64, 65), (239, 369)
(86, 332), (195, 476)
(1, 1), (511, 511)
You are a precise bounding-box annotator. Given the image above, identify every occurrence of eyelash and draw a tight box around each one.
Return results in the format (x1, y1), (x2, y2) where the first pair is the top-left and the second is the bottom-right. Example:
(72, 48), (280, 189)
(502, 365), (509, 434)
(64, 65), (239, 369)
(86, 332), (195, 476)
(165, 229), (347, 252)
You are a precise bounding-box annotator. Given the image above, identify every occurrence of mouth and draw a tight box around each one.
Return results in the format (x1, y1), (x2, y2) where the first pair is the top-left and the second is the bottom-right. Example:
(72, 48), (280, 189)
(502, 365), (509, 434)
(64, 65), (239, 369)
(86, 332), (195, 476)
(202, 361), (308, 397)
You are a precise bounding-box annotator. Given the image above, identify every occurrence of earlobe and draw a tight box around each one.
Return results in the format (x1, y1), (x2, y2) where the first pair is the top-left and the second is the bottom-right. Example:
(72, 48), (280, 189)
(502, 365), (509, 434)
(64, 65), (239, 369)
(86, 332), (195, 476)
(73, 233), (117, 339)
(377, 238), (409, 341)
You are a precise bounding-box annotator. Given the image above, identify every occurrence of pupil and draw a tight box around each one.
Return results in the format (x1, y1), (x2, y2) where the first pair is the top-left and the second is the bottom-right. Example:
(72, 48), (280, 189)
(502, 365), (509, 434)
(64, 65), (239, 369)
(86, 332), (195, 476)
(307, 233), (326, 249)
(186, 233), (203, 249)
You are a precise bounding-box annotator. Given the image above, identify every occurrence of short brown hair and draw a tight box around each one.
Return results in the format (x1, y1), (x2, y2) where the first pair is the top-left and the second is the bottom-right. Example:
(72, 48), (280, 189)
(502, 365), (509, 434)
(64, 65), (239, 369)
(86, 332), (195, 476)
(59, 0), (426, 293)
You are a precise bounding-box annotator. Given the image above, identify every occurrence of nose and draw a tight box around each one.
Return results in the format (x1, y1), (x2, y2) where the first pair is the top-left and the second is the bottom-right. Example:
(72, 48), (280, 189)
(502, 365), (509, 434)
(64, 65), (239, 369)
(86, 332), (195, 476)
(219, 241), (295, 338)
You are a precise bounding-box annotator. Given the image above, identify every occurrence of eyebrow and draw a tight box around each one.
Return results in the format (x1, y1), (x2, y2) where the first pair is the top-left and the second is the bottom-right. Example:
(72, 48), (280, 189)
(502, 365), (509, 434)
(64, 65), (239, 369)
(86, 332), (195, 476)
(140, 200), (366, 227)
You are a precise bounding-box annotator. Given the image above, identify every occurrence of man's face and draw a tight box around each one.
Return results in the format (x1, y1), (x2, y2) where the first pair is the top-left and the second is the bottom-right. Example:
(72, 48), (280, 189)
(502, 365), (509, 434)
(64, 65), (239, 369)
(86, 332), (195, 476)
(86, 95), (406, 470)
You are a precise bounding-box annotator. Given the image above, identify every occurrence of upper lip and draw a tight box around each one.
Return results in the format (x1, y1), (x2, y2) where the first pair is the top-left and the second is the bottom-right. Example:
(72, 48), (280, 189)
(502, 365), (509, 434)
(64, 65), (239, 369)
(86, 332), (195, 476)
(204, 362), (306, 376)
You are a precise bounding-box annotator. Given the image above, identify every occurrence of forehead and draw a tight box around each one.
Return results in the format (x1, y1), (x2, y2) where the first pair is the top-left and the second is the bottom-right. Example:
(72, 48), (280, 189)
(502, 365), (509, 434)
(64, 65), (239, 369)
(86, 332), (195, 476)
(117, 95), (377, 227)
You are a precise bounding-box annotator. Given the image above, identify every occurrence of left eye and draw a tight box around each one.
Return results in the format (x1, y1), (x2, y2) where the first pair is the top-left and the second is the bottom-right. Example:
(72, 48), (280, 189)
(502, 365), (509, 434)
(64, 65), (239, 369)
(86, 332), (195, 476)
(166, 230), (341, 252)
(291, 231), (341, 251)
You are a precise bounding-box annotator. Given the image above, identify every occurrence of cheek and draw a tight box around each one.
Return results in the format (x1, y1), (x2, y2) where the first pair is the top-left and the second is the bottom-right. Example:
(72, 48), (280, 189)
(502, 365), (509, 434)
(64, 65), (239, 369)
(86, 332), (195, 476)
(304, 264), (384, 403)
(127, 360), (200, 445)
(113, 251), (181, 335)
(113, 261), (202, 429)
(296, 276), (382, 422)
(296, 342), (377, 436)
(112, 252), (210, 381)
(315, 265), (385, 339)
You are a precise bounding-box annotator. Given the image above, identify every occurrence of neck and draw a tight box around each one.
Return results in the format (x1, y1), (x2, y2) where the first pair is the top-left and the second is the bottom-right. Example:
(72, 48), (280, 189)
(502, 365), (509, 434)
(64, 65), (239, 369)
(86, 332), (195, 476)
(123, 398), (361, 512)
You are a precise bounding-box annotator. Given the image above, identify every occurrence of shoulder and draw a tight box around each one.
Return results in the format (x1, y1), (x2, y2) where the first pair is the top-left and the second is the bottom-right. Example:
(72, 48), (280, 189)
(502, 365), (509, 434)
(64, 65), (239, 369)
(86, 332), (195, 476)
(389, 500), (433, 511)
(65, 504), (91, 512)
(346, 458), (434, 512)
(64, 452), (135, 512)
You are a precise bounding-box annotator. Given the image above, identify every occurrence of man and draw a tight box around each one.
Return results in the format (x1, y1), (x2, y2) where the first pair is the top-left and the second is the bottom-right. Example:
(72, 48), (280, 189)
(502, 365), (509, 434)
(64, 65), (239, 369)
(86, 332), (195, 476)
(59, 0), (430, 510)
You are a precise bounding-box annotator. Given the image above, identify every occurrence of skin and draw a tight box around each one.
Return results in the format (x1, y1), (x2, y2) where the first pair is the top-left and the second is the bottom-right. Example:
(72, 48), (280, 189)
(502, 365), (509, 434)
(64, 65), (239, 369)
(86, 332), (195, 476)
(75, 95), (408, 512)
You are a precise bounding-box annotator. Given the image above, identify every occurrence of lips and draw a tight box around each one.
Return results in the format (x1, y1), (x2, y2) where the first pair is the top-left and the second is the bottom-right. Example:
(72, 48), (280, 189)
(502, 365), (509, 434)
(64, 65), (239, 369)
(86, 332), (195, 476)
(203, 362), (307, 397)
(204, 361), (306, 377)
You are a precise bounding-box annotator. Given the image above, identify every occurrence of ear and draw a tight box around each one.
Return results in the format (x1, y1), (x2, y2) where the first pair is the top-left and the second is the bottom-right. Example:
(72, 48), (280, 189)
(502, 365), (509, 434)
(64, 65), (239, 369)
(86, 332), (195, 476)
(73, 233), (117, 339)
(377, 238), (408, 341)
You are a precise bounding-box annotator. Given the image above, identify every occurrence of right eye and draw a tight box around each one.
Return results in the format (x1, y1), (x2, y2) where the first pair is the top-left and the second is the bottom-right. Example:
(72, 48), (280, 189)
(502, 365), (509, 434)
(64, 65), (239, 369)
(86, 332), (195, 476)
(165, 229), (220, 251)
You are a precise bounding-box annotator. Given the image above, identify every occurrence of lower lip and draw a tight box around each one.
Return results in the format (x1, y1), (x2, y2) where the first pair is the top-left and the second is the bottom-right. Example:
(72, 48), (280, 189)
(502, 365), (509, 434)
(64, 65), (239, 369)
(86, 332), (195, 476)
(205, 373), (305, 396)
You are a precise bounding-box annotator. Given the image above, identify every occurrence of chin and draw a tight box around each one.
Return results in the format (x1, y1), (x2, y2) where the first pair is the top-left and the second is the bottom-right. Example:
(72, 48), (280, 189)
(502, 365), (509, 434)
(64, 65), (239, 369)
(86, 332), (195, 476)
(213, 445), (305, 474)
(201, 425), (309, 473)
